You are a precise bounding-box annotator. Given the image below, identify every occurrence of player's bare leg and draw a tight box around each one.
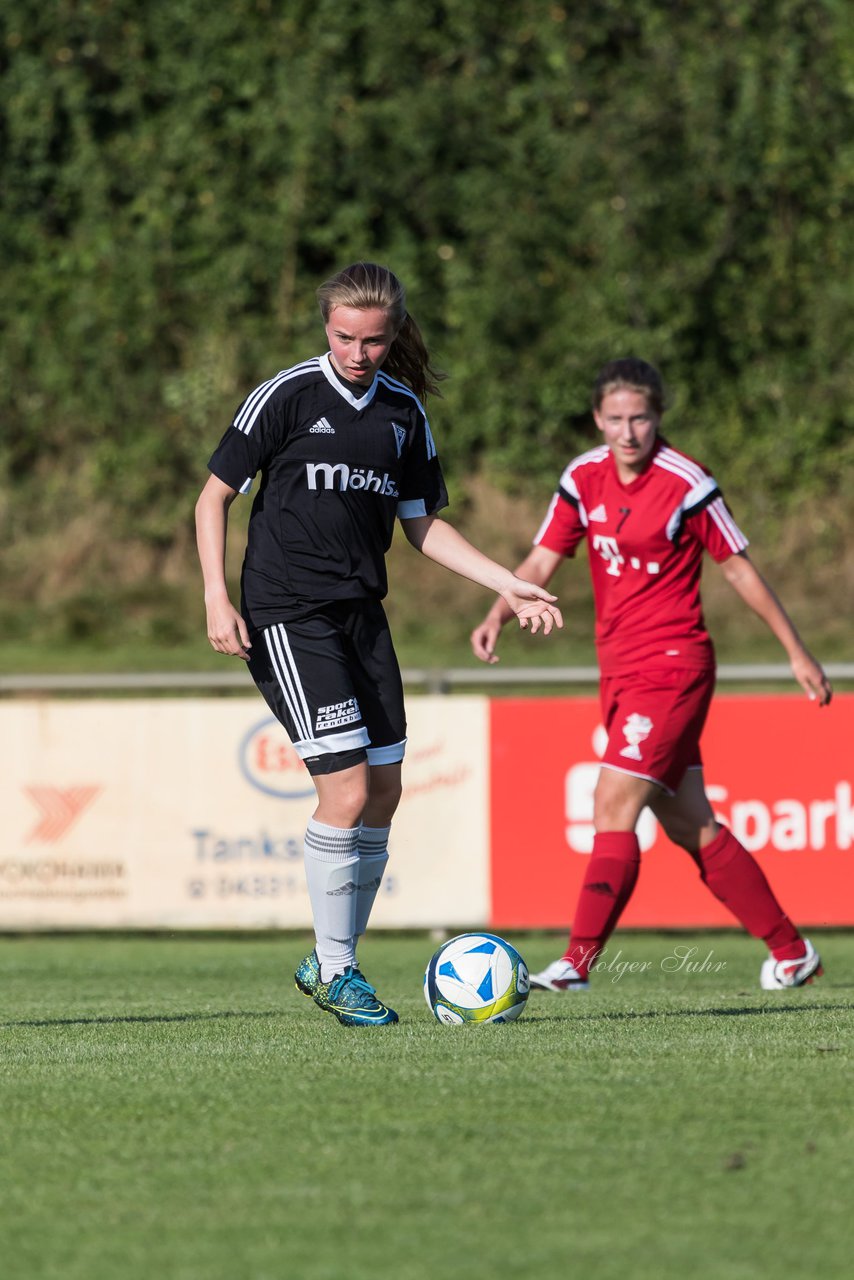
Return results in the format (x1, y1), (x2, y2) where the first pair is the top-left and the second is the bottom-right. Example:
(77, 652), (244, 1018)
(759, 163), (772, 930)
(647, 767), (717, 853)
(592, 767), (661, 833)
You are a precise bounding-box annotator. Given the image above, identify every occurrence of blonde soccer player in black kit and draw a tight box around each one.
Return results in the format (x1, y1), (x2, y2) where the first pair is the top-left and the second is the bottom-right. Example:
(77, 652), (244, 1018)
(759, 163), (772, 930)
(195, 262), (562, 1026)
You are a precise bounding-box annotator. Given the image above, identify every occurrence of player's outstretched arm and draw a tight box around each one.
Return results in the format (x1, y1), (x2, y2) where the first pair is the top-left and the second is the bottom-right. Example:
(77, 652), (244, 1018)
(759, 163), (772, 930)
(195, 474), (252, 661)
(400, 515), (563, 639)
(470, 545), (565, 664)
(718, 551), (832, 705)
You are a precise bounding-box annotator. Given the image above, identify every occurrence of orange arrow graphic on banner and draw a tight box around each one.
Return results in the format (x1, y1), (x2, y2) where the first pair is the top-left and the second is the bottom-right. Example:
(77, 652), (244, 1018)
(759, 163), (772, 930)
(24, 786), (102, 843)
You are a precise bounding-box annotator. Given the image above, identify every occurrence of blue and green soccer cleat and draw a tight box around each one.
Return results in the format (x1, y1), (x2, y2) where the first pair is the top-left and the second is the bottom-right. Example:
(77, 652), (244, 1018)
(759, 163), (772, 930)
(295, 954), (398, 1027)
(319, 966), (399, 1027)
(294, 949), (321, 997)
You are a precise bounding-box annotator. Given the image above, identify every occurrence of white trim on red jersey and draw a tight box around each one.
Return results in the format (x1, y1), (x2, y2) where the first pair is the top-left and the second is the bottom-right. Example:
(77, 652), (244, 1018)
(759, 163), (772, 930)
(533, 444), (607, 549)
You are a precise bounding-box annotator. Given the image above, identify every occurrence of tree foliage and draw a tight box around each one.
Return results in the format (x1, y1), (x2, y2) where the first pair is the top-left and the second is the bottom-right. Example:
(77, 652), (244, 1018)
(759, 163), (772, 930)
(1, 0), (852, 639)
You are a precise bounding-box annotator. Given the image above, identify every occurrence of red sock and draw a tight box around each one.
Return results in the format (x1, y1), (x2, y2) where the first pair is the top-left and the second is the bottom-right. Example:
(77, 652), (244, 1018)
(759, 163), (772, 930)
(695, 825), (804, 960)
(564, 832), (640, 978)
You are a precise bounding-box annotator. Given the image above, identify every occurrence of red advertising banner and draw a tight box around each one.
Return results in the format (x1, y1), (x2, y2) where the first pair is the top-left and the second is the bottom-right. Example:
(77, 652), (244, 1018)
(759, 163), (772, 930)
(489, 693), (854, 929)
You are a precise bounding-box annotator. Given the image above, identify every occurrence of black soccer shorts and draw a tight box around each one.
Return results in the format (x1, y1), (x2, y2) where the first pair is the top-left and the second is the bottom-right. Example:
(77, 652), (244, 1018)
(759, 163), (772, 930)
(247, 599), (407, 776)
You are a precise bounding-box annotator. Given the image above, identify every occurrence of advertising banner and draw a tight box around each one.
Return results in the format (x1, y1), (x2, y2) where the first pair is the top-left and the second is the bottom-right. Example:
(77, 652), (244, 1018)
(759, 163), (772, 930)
(3, 692), (850, 931)
(0, 697), (488, 930)
(489, 694), (854, 929)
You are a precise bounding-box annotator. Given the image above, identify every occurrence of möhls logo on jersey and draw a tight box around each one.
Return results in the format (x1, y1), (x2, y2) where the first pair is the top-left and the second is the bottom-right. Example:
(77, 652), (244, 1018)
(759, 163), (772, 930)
(239, 718), (316, 799)
(305, 461), (399, 498)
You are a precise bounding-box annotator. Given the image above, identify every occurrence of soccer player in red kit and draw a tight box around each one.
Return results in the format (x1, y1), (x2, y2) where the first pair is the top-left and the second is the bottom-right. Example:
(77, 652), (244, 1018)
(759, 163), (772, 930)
(471, 358), (833, 992)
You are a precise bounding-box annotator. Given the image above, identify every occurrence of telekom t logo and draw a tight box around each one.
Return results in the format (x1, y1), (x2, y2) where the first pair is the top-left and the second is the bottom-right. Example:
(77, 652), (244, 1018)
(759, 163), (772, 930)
(592, 534), (661, 578)
(592, 534), (624, 576)
(24, 786), (101, 843)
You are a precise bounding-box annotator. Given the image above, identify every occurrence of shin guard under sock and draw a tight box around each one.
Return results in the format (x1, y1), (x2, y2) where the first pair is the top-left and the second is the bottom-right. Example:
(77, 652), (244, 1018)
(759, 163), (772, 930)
(303, 818), (361, 980)
(564, 831), (641, 978)
(695, 825), (803, 960)
(354, 825), (391, 939)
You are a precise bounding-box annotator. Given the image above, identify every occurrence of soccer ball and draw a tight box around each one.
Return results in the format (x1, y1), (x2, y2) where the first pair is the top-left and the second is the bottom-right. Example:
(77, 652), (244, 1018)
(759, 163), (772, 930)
(423, 932), (530, 1024)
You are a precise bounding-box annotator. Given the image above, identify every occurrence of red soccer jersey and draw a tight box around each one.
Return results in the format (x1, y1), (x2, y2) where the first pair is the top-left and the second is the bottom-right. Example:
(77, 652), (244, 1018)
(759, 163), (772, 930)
(534, 437), (748, 673)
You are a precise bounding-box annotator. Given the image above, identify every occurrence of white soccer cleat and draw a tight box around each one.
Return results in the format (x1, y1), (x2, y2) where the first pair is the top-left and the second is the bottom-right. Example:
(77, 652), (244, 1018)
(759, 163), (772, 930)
(529, 958), (590, 992)
(760, 939), (823, 990)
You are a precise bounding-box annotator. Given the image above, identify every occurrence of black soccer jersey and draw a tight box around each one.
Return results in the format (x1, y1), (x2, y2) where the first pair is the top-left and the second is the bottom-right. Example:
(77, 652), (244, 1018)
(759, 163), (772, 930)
(207, 352), (449, 627)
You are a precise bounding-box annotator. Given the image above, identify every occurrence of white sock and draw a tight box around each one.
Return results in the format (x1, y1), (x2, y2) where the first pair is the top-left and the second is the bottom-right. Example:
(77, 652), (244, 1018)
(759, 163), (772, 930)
(355, 825), (391, 939)
(303, 818), (361, 982)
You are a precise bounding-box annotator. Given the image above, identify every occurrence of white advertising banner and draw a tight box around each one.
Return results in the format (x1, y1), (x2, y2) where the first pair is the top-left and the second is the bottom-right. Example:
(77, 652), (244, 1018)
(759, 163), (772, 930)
(0, 697), (489, 930)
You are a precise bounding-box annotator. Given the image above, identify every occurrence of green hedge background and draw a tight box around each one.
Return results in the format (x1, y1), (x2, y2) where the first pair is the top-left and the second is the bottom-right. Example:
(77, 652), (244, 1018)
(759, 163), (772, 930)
(2, 0), (852, 665)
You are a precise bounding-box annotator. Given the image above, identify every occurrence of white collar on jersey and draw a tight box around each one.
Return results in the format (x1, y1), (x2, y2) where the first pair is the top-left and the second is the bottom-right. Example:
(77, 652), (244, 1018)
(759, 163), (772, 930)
(320, 352), (378, 409)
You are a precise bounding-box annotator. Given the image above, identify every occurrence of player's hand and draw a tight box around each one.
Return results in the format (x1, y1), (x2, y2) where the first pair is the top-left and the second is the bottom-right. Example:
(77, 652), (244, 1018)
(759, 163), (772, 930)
(791, 651), (832, 706)
(500, 579), (563, 637)
(205, 596), (252, 660)
(471, 617), (504, 664)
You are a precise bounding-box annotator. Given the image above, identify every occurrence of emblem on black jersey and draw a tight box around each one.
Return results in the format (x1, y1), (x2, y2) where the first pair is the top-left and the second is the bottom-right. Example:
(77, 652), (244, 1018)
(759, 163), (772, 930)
(309, 417), (335, 434)
(391, 422), (407, 458)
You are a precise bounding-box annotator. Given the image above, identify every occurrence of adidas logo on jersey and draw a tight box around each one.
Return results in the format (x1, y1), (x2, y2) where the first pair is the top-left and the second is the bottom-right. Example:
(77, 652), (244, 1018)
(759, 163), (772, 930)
(309, 417), (335, 434)
(588, 504), (607, 523)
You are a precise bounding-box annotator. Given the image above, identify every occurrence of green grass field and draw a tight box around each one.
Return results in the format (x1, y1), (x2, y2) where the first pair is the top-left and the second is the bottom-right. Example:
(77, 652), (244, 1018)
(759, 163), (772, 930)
(1, 931), (851, 1280)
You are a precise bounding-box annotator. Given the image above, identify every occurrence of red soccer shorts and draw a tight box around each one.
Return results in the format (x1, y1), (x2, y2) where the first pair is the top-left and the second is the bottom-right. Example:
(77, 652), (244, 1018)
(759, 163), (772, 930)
(599, 665), (715, 795)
